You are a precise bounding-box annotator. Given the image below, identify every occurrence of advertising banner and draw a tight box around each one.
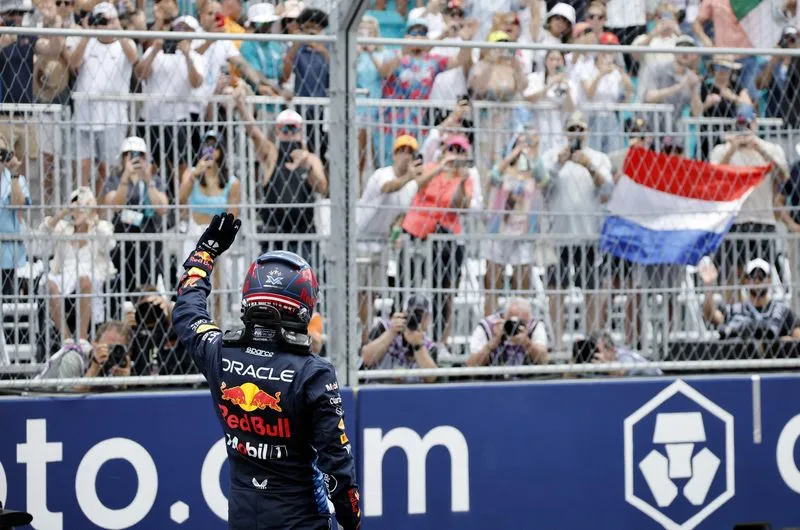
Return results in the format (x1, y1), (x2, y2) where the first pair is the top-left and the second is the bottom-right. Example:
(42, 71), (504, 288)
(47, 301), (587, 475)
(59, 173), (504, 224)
(1, 376), (800, 529)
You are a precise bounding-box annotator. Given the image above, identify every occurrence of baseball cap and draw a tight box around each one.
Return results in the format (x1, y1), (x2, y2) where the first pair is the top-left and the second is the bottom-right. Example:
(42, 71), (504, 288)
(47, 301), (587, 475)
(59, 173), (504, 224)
(246, 3), (279, 26)
(406, 294), (431, 314)
(565, 111), (588, 129)
(276, 109), (304, 125)
(92, 1), (118, 19)
(0, 503), (32, 528)
(296, 7), (328, 28)
(172, 15), (200, 31)
(407, 18), (428, 31)
(547, 3), (576, 26)
(782, 26), (798, 38)
(675, 34), (696, 47)
(444, 133), (471, 151)
(0, 0), (33, 13)
(488, 30), (511, 43)
(70, 186), (97, 207)
(393, 134), (418, 152)
(598, 31), (619, 45)
(745, 258), (770, 277)
(121, 136), (147, 154)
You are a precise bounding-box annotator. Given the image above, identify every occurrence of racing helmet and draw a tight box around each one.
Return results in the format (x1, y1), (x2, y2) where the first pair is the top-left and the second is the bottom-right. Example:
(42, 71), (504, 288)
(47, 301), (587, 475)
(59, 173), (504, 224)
(241, 250), (318, 334)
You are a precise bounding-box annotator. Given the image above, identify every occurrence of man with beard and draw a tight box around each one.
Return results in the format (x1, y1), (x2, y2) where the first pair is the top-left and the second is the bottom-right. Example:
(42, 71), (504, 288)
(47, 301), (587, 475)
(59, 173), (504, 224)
(700, 258), (800, 341)
(234, 93), (327, 262)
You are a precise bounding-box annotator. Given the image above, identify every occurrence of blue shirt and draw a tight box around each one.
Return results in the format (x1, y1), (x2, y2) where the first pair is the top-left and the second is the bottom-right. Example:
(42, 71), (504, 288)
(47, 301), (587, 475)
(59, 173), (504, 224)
(293, 45), (329, 97)
(0, 36), (37, 104)
(0, 169), (31, 269)
(240, 40), (283, 82)
(356, 51), (382, 120)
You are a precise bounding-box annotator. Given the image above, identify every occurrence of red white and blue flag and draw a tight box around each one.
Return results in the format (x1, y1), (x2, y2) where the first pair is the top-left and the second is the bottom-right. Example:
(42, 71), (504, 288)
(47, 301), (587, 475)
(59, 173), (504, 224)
(600, 147), (771, 265)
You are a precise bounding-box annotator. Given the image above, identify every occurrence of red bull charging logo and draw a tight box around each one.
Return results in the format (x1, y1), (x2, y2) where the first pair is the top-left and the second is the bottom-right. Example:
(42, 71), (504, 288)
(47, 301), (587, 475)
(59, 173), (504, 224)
(220, 382), (282, 413)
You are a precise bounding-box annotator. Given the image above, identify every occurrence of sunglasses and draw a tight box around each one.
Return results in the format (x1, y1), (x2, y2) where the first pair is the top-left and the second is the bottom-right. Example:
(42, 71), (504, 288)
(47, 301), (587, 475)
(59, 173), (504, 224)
(56, 1), (74, 6)
(280, 124), (301, 134)
(407, 27), (427, 36)
(587, 13), (605, 20)
(567, 126), (585, 132)
(446, 145), (466, 153)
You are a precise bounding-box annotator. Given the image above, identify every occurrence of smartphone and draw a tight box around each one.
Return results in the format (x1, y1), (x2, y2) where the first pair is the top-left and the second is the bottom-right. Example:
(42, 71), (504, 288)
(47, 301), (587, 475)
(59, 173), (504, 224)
(413, 152), (424, 165)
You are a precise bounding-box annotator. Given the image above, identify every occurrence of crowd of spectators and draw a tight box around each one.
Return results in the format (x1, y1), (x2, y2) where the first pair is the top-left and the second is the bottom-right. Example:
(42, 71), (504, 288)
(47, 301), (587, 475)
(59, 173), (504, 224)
(0, 0), (800, 385)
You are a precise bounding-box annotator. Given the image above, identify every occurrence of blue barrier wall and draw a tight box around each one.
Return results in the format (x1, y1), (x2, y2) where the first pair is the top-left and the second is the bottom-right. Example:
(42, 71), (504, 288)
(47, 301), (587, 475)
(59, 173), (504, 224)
(1, 376), (800, 529)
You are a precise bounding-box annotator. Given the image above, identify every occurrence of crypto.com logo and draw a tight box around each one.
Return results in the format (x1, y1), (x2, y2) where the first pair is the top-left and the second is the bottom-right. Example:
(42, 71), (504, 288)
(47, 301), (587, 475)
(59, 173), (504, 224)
(624, 380), (735, 530)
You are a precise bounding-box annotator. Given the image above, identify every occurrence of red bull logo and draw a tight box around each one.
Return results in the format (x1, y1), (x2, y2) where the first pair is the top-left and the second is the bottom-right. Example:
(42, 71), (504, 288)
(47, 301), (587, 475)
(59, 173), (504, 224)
(192, 250), (215, 268)
(218, 404), (292, 438)
(220, 382), (282, 412)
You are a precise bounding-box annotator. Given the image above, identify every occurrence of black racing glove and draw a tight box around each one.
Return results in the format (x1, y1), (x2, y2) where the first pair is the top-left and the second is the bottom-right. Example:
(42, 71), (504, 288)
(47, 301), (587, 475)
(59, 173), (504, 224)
(183, 213), (242, 276)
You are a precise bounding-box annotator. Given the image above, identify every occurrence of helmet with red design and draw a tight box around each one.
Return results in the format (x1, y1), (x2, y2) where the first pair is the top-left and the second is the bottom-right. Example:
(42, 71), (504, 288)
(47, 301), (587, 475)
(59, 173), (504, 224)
(240, 251), (319, 346)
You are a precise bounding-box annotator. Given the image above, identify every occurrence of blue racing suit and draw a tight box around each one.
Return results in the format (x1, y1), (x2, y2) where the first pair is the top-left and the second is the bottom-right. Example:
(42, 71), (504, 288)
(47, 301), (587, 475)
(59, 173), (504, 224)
(173, 266), (361, 530)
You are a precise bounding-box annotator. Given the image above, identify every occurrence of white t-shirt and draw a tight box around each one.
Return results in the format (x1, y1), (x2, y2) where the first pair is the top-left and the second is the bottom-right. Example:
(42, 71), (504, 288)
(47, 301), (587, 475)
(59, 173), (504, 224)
(408, 7), (446, 39)
(710, 138), (787, 226)
(468, 319), (548, 353)
(193, 37), (240, 105)
(356, 166), (419, 252)
(523, 71), (574, 153)
(142, 48), (206, 123)
(429, 67), (468, 107)
(606, 0), (647, 28)
(541, 145), (613, 236)
(575, 62), (625, 106)
(73, 39), (134, 131)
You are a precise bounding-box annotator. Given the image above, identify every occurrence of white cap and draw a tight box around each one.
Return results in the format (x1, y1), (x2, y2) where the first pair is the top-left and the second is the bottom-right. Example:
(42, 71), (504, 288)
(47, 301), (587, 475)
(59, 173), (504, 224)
(547, 2), (576, 26)
(276, 109), (303, 125)
(0, 0), (33, 13)
(247, 3), (279, 25)
(121, 136), (147, 153)
(745, 258), (771, 276)
(173, 15), (200, 31)
(92, 1), (118, 18)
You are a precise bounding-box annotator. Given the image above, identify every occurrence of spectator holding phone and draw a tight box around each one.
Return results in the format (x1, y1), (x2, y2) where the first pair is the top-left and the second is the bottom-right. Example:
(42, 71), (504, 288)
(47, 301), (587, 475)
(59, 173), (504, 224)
(68, 1), (138, 192)
(483, 131), (546, 315)
(101, 137), (168, 297)
(521, 50), (575, 153)
(467, 298), (549, 367)
(355, 134), (436, 342)
(360, 294), (439, 383)
(41, 187), (116, 343)
(401, 134), (481, 343)
(541, 112), (612, 351)
(134, 16), (204, 188)
(38, 321), (132, 391)
(0, 136), (30, 297)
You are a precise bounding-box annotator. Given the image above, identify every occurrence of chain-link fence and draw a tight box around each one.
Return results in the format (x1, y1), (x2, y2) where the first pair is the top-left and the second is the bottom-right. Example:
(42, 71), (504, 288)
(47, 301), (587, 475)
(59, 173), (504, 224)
(2, 0), (800, 390)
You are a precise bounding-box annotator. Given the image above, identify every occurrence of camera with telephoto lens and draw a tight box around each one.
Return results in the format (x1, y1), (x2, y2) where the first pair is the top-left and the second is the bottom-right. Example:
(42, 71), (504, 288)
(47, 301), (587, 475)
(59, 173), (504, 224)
(405, 309), (425, 331)
(569, 137), (582, 154)
(88, 13), (108, 26)
(0, 149), (13, 163)
(107, 344), (128, 367)
(502, 317), (522, 339)
(162, 39), (178, 54)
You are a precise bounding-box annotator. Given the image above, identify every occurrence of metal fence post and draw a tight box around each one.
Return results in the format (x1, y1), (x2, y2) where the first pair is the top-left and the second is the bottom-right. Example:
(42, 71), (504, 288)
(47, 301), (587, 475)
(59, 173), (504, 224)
(330, 0), (368, 385)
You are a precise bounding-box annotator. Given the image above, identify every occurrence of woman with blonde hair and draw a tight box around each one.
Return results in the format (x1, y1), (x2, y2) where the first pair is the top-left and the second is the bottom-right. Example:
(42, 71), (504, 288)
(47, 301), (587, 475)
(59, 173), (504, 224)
(41, 187), (116, 342)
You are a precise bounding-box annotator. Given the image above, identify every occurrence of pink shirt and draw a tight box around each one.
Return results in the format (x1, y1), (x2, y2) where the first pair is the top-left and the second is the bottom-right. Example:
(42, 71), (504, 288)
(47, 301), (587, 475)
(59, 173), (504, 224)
(697, 0), (752, 48)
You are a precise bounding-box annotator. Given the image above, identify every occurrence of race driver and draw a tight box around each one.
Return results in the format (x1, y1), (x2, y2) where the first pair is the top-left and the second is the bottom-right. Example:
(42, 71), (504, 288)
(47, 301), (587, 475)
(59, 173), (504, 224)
(173, 213), (361, 530)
